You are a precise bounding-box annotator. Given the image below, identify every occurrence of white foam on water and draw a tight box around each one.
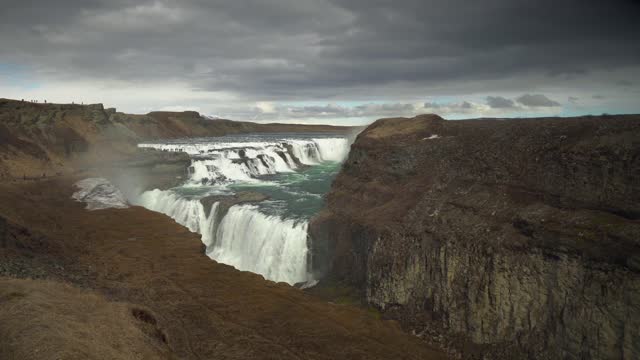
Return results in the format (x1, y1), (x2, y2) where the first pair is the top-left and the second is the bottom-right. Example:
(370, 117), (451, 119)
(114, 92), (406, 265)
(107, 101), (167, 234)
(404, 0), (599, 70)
(139, 137), (349, 186)
(208, 205), (310, 285)
(313, 138), (350, 162)
(134, 189), (212, 234)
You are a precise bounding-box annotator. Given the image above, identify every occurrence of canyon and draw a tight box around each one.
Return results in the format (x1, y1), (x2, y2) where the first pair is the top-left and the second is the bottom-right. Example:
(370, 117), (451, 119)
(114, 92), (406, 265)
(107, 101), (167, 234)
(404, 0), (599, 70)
(1, 98), (639, 359)
(0, 99), (448, 359)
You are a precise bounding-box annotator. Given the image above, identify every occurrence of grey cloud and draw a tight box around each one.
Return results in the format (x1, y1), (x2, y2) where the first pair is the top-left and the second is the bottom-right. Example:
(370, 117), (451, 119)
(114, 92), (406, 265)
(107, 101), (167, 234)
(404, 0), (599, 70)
(282, 102), (419, 118)
(356, 103), (415, 113)
(592, 94), (606, 99)
(486, 96), (515, 108)
(290, 105), (347, 115)
(246, 100), (496, 121)
(486, 94), (563, 109)
(568, 96), (579, 103)
(0, 0), (638, 113)
(424, 102), (439, 109)
(422, 101), (490, 115)
(516, 94), (561, 107)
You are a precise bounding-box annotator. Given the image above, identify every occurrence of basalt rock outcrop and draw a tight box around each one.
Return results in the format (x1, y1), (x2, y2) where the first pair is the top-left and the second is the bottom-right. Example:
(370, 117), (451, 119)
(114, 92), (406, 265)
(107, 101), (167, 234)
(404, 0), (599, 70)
(311, 114), (640, 359)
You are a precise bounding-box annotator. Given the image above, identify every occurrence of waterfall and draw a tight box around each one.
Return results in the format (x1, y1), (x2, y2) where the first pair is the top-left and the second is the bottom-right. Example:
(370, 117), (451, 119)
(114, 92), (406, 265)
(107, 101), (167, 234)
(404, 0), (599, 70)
(134, 135), (349, 285)
(312, 138), (350, 162)
(208, 205), (309, 284)
(135, 189), (214, 235)
(187, 147), (295, 185)
(133, 189), (310, 285)
(140, 137), (348, 186)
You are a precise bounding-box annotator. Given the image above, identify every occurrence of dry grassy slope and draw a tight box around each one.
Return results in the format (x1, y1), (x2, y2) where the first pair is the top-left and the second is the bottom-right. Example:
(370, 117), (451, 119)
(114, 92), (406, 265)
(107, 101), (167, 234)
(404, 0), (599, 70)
(0, 178), (447, 360)
(0, 278), (173, 360)
(0, 98), (352, 179)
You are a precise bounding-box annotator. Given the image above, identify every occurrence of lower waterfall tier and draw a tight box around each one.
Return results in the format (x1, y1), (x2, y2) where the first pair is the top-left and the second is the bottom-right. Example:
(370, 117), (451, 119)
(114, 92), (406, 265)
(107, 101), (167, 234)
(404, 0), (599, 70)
(134, 189), (311, 285)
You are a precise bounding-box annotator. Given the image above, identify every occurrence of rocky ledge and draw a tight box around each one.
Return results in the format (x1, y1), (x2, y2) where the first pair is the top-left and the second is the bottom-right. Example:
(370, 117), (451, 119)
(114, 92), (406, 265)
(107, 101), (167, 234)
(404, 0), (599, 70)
(311, 114), (640, 359)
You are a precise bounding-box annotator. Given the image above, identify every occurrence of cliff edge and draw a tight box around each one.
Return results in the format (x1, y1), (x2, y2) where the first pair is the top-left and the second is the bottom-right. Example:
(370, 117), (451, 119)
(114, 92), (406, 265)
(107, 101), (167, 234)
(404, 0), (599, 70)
(311, 114), (640, 359)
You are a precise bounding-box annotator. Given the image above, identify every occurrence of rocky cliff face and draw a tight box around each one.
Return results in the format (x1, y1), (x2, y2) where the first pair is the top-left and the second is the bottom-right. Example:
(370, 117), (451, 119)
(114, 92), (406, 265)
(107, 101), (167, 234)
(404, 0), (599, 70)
(311, 114), (640, 359)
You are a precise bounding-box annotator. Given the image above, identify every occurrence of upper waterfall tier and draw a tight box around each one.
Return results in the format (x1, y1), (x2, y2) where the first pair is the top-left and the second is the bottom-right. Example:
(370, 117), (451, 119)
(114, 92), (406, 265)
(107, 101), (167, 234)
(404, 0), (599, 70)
(139, 135), (349, 185)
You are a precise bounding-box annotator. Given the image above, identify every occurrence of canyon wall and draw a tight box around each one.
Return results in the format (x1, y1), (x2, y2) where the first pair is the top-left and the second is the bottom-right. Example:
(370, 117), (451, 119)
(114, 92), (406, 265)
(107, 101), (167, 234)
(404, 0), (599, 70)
(311, 114), (640, 359)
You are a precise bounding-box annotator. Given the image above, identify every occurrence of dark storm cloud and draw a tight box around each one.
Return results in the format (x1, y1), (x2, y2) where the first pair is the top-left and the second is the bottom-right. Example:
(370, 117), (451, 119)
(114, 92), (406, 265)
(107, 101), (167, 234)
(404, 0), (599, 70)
(1, 0), (639, 100)
(516, 94), (561, 107)
(486, 96), (515, 108)
(485, 93), (565, 110)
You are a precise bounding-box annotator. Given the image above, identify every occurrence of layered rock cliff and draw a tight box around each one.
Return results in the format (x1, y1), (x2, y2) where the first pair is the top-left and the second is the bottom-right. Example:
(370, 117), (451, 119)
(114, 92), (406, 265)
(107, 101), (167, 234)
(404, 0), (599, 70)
(311, 114), (640, 359)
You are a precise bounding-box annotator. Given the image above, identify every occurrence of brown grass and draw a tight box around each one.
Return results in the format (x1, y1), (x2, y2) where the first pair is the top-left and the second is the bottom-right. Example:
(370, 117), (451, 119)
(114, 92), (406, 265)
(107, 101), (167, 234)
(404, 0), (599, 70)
(0, 278), (171, 360)
(363, 114), (442, 139)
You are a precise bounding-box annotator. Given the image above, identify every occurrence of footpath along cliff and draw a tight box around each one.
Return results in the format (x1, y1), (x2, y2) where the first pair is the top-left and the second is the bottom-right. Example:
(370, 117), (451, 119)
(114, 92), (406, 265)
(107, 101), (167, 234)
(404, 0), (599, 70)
(311, 114), (640, 359)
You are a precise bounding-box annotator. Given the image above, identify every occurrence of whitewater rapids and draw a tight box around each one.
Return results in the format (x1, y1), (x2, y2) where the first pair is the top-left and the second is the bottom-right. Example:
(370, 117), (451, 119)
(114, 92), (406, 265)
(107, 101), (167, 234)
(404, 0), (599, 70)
(139, 137), (349, 186)
(134, 135), (349, 285)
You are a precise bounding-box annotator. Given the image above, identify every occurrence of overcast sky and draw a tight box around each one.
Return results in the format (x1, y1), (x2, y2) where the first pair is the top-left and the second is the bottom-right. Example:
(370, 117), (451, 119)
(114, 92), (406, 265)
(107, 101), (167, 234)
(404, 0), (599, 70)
(1, 0), (639, 125)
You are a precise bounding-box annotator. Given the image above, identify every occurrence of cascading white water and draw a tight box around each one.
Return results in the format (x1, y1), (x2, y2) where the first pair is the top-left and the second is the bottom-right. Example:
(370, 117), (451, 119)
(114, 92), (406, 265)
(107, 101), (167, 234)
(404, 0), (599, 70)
(135, 135), (350, 285)
(209, 205), (309, 284)
(312, 138), (350, 162)
(187, 147), (295, 185)
(139, 137), (348, 186)
(133, 188), (310, 284)
(134, 189), (218, 245)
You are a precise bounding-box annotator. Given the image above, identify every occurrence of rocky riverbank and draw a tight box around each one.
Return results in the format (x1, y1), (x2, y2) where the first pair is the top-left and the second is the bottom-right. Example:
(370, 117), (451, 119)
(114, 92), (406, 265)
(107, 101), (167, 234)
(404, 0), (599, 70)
(311, 114), (640, 359)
